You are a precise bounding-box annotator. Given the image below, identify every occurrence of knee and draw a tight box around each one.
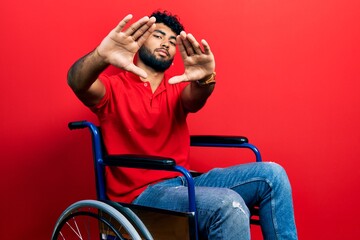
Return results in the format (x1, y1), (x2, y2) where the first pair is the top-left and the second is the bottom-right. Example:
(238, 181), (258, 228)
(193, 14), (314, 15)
(264, 162), (292, 191)
(210, 189), (250, 221)
(198, 190), (251, 239)
(265, 162), (287, 176)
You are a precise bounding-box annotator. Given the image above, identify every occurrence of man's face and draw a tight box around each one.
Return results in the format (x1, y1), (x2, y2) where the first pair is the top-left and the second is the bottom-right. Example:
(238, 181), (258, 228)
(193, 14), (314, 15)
(138, 23), (177, 72)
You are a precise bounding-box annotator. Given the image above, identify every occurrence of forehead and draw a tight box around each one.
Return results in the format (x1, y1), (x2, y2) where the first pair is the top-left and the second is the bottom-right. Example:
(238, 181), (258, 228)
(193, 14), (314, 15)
(154, 23), (177, 38)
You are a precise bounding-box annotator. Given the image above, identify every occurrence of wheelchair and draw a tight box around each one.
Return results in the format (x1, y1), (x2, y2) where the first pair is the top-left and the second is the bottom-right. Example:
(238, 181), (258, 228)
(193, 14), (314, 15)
(52, 121), (263, 240)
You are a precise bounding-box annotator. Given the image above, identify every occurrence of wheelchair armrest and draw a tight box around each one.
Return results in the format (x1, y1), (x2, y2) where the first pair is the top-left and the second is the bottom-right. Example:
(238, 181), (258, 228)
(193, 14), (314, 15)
(190, 135), (248, 146)
(102, 154), (197, 218)
(68, 121), (89, 130)
(67, 120), (198, 221)
(102, 154), (176, 170)
(190, 135), (262, 162)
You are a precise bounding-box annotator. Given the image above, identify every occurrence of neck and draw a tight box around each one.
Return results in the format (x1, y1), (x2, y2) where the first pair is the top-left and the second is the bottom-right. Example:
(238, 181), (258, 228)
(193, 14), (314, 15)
(137, 60), (165, 93)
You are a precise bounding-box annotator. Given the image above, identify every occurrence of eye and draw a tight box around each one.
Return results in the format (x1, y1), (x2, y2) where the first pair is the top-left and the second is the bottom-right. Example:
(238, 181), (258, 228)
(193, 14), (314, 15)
(170, 41), (176, 46)
(153, 34), (162, 39)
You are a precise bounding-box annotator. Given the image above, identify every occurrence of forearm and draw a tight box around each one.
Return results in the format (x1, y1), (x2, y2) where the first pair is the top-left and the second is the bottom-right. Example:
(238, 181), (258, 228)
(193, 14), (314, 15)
(67, 49), (109, 93)
(182, 78), (215, 113)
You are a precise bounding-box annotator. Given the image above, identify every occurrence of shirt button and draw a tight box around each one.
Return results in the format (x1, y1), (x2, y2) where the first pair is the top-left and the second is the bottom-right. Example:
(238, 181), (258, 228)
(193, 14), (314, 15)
(144, 83), (148, 87)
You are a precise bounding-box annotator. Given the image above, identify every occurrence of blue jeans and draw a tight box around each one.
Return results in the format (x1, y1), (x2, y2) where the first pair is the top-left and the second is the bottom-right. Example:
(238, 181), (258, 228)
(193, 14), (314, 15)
(133, 162), (298, 240)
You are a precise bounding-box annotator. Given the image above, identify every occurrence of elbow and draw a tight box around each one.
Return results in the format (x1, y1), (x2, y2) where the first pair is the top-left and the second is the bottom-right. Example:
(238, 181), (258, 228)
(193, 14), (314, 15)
(67, 68), (83, 93)
(183, 99), (207, 113)
(67, 68), (76, 89)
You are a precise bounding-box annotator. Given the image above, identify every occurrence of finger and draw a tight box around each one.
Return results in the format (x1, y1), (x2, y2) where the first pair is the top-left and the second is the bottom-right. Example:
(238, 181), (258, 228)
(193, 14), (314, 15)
(136, 22), (156, 46)
(186, 33), (203, 55)
(176, 34), (190, 60)
(124, 16), (153, 36)
(180, 31), (196, 56)
(126, 64), (148, 79)
(114, 14), (133, 33)
(132, 16), (156, 42)
(201, 39), (212, 55)
(168, 74), (188, 84)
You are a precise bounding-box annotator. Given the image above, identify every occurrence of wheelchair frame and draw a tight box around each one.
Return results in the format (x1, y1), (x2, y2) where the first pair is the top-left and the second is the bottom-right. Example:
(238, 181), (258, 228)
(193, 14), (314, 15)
(52, 120), (262, 240)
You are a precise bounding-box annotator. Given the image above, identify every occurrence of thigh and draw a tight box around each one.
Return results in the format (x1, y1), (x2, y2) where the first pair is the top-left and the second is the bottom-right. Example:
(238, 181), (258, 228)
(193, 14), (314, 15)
(193, 162), (286, 206)
(133, 182), (251, 239)
(133, 178), (248, 214)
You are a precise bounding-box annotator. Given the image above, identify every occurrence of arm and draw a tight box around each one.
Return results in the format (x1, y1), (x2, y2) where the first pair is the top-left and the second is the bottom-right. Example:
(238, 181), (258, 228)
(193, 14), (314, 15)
(168, 32), (216, 112)
(181, 75), (215, 112)
(67, 50), (108, 106)
(67, 14), (156, 106)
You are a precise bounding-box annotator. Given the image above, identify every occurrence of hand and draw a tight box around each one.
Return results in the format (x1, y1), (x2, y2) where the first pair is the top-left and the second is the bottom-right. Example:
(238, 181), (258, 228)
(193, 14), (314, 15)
(168, 31), (215, 84)
(96, 14), (156, 78)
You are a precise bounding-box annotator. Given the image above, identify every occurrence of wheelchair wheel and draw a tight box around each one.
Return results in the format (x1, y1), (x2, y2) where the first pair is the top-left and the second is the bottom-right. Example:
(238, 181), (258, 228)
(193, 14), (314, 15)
(52, 200), (143, 240)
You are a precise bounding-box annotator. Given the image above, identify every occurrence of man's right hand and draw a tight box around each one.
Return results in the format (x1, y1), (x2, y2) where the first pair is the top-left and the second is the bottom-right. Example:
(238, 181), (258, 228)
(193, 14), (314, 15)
(96, 14), (156, 79)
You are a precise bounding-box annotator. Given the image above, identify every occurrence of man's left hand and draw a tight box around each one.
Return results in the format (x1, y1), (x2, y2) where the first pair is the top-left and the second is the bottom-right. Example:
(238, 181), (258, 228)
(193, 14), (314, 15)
(168, 31), (216, 84)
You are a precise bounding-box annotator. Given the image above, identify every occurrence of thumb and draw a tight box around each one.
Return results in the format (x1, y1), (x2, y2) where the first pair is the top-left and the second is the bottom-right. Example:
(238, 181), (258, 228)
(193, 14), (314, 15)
(168, 74), (188, 84)
(126, 64), (148, 79)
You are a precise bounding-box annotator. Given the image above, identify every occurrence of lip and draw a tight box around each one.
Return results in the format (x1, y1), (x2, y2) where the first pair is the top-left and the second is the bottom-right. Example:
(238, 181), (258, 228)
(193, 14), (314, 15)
(155, 48), (170, 57)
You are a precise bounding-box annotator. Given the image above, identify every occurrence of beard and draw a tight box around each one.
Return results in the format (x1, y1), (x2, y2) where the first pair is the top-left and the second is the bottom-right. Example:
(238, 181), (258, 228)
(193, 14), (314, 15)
(138, 46), (173, 72)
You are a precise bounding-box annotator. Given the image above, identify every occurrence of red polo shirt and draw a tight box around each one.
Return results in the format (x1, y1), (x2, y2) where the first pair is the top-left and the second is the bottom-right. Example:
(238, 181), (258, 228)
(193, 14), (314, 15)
(91, 70), (190, 203)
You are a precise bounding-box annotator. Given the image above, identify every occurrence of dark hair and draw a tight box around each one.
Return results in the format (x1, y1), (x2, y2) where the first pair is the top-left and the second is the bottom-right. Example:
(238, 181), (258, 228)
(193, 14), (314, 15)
(150, 10), (184, 35)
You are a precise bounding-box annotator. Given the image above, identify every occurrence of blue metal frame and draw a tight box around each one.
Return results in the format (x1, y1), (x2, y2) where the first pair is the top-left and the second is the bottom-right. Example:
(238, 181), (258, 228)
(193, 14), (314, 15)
(173, 165), (198, 237)
(68, 121), (264, 239)
(190, 141), (262, 162)
(69, 120), (199, 239)
(68, 121), (107, 200)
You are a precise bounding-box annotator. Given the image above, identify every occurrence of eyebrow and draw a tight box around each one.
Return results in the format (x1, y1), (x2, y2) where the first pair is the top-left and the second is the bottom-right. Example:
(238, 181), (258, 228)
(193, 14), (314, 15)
(154, 29), (177, 40)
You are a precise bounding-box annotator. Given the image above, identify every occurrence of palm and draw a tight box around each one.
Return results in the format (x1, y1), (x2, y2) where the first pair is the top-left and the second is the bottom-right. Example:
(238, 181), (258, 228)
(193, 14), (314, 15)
(99, 32), (140, 69)
(183, 53), (215, 81)
(96, 14), (156, 78)
(169, 32), (215, 84)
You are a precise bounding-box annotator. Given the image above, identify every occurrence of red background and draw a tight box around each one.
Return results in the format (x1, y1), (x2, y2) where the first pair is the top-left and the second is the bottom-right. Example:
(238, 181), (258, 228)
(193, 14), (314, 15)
(1, 0), (359, 239)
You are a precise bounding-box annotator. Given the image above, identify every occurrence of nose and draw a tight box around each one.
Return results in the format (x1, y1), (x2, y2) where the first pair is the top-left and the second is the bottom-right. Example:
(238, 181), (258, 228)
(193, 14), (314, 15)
(161, 41), (170, 49)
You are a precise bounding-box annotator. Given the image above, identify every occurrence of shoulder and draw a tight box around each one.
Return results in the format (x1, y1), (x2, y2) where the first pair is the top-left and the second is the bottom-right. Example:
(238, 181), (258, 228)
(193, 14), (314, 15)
(98, 69), (130, 89)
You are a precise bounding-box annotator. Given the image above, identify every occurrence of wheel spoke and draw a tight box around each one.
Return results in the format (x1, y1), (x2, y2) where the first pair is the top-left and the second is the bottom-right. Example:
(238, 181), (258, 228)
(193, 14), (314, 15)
(64, 218), (83, 239)
(52, 200), (146, 240)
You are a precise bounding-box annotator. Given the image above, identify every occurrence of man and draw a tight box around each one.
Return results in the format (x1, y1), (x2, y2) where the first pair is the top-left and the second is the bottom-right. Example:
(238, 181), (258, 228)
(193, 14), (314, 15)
(68, 10), (297, 239)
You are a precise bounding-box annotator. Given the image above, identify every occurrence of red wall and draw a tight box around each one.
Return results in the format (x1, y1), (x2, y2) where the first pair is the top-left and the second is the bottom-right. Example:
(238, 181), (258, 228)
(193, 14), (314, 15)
(1, 0), (359, 239)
